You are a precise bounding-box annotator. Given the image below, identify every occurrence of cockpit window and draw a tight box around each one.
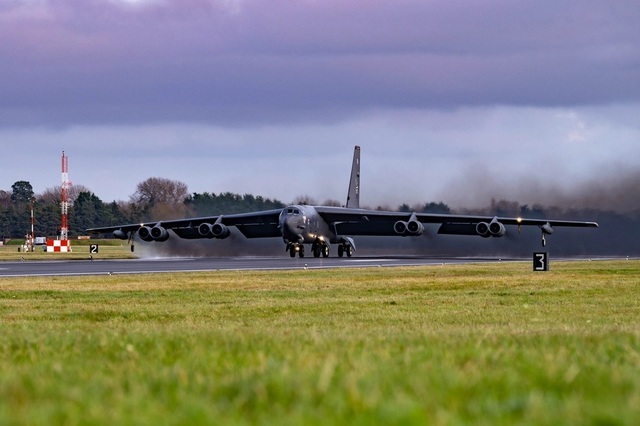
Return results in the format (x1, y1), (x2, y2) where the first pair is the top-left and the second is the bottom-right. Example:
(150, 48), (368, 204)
(286, 208), (300, 215)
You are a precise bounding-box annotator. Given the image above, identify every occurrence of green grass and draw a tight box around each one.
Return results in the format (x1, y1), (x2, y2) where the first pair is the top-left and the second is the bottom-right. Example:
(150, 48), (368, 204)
(1, 260), (639, 425)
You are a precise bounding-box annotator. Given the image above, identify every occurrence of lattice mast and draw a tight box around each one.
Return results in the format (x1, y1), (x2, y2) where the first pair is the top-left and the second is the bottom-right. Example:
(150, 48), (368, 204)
(60, 151), (69, 240)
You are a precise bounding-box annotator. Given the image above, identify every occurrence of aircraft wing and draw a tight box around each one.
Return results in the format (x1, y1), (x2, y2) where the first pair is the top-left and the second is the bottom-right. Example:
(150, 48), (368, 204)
(86, 209), (283, 240)
(314, 206), (598, 236)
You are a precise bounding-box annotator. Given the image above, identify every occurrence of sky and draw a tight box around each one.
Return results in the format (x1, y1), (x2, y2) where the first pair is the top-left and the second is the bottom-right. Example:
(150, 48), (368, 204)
(1, 0), (639, 211)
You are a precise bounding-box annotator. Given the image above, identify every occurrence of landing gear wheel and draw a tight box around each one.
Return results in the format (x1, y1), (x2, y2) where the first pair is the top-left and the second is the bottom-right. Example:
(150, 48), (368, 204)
(298, 246), (305, 258)
(312, 245), (320, 258)
(338, 245), (344, 258)
(322, 245), (330, 258)
(289, 247), (296, 258)
(346, 246), (353, 257)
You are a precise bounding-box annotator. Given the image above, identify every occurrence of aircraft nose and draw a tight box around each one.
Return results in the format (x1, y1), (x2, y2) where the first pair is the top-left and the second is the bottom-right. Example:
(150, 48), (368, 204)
(285, 215), (300, 232)
(280, 213), (293, 233)
(280, 214), (304, 239)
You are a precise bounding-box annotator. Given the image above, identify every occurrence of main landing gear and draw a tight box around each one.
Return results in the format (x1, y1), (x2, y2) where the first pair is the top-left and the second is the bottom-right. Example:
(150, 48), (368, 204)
(337, 244), (353, 258)
(311, 241), (330, 258)
(286, 242), (353, 258)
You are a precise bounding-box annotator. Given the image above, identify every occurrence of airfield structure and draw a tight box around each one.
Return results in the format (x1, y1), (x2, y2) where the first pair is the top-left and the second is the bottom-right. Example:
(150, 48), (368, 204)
(46, 151), (71, 252)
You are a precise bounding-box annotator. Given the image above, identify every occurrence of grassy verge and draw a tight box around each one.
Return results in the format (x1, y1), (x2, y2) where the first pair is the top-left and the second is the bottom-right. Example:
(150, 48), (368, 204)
(1, 260), (639, 425)
(0, 239), (136, 260)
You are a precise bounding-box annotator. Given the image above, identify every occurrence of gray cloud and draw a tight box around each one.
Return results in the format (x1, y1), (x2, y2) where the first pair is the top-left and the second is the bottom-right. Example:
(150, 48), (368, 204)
(1, 0), (639, 128)
(1, 0), (639, 220)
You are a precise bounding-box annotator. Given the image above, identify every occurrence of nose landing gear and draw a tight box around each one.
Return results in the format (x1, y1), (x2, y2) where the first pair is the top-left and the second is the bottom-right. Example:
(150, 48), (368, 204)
(287, 243), (305, 258)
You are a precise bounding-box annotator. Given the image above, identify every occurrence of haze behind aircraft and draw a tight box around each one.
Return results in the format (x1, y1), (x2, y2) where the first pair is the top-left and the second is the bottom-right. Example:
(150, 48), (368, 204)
(87, 146), (598, 257)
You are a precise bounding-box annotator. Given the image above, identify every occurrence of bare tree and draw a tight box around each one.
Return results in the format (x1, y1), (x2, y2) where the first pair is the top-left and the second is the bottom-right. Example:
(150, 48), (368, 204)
(131, 177), (188, 206)
(38, 184), (92, 205)
(130, 177), (190, 220)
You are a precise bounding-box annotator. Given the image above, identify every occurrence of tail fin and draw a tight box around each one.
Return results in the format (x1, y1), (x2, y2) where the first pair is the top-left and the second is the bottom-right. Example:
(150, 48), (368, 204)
(346, 146), (360, 208)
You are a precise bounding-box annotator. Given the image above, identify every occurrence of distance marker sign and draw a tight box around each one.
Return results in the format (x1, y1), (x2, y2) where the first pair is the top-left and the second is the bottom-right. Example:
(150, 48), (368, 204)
(533, 252), (549, 271)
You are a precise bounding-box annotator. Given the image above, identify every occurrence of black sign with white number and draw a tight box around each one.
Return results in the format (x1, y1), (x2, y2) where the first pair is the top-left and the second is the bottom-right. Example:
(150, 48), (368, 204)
(90, 244), (99, 254)
(533, 252), (549, 271)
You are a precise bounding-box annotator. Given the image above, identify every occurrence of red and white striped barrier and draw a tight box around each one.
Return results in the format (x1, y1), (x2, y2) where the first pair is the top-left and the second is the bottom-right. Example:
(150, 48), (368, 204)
(46, 239), (72, 253)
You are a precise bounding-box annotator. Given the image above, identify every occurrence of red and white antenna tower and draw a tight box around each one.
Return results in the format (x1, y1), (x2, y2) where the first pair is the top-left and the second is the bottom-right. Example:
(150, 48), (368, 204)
(60, 151), (70, 241)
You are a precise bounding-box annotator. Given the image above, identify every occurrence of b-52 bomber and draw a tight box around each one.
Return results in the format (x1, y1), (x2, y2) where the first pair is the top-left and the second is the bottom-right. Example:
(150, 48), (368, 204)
(87, 146), (598, 258)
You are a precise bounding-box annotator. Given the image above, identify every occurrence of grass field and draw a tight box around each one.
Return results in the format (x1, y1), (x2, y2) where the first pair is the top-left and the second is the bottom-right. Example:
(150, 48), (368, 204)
(1, 260), (639, 425)
(0, 239), (136, 261)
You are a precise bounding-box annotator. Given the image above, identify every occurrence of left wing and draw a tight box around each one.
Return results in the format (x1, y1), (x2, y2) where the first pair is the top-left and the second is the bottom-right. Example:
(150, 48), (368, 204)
(314, 206), (598, 237)
(86, 209), (283, 241)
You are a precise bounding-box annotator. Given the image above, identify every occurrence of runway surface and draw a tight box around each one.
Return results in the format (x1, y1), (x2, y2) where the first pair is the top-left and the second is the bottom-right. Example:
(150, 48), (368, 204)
(0, 256), (516, 278)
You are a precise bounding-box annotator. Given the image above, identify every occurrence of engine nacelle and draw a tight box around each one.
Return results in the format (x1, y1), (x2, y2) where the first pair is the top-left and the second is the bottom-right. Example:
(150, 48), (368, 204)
(394, 221), (408, 235)
(150, 225), (170, 242)
(395, 219), (424, 236)
(198, 223), (215, 238)
(476, 222), (491, 238)
(137, 226), (153, 242)
(489, 219), (506, 237)
(197, 222), (231, 239)
(113, 229), (128, 240)
(211, 223), (231, 239)
(406, 220), (424, 236)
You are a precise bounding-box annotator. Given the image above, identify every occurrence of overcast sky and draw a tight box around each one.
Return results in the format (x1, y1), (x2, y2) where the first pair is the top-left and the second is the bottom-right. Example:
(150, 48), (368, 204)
(1, 0), (639, 210)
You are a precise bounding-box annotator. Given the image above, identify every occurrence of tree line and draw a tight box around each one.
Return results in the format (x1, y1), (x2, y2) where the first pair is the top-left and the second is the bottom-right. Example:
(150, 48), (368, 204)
(0, 178), (286, 240)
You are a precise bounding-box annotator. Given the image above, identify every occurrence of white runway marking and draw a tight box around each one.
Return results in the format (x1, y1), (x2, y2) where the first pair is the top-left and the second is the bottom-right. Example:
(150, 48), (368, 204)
(342, 259), (395, 262)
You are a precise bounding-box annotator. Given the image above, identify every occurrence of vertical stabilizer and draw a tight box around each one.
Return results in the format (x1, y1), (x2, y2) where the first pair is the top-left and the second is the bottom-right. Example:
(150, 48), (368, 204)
(346, 146), (360, 208)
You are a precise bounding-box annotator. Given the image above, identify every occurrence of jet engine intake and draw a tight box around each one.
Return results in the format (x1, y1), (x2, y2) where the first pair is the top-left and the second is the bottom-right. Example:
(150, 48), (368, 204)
(150, 225), (170, 242)
(406, 220), (424, 235)
(394, 220), (424, 236)
(198, 223), (215, 238)
(211, 223), (231, 239)
(541, 223), (554, 235)
(489, 219), (506, 237)
(137, 226), (153, 242)
(394, 221), (408, 235)
(476, 222), (491, 238)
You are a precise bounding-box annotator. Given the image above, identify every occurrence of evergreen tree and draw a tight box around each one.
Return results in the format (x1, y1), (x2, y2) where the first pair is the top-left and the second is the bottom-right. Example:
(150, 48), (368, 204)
(10, 181), (34, 204)
(420, 201), (451, 214)
(185, 192), (285, 216)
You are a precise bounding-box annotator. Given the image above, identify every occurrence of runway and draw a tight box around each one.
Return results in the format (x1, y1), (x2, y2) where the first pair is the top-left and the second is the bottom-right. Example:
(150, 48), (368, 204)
(0, 256), (514, 278)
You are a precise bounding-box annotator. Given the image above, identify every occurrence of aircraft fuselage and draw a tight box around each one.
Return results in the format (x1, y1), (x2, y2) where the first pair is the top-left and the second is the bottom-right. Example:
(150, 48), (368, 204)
(279, 205), (334, 244)
(279, 205), (350, 258)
